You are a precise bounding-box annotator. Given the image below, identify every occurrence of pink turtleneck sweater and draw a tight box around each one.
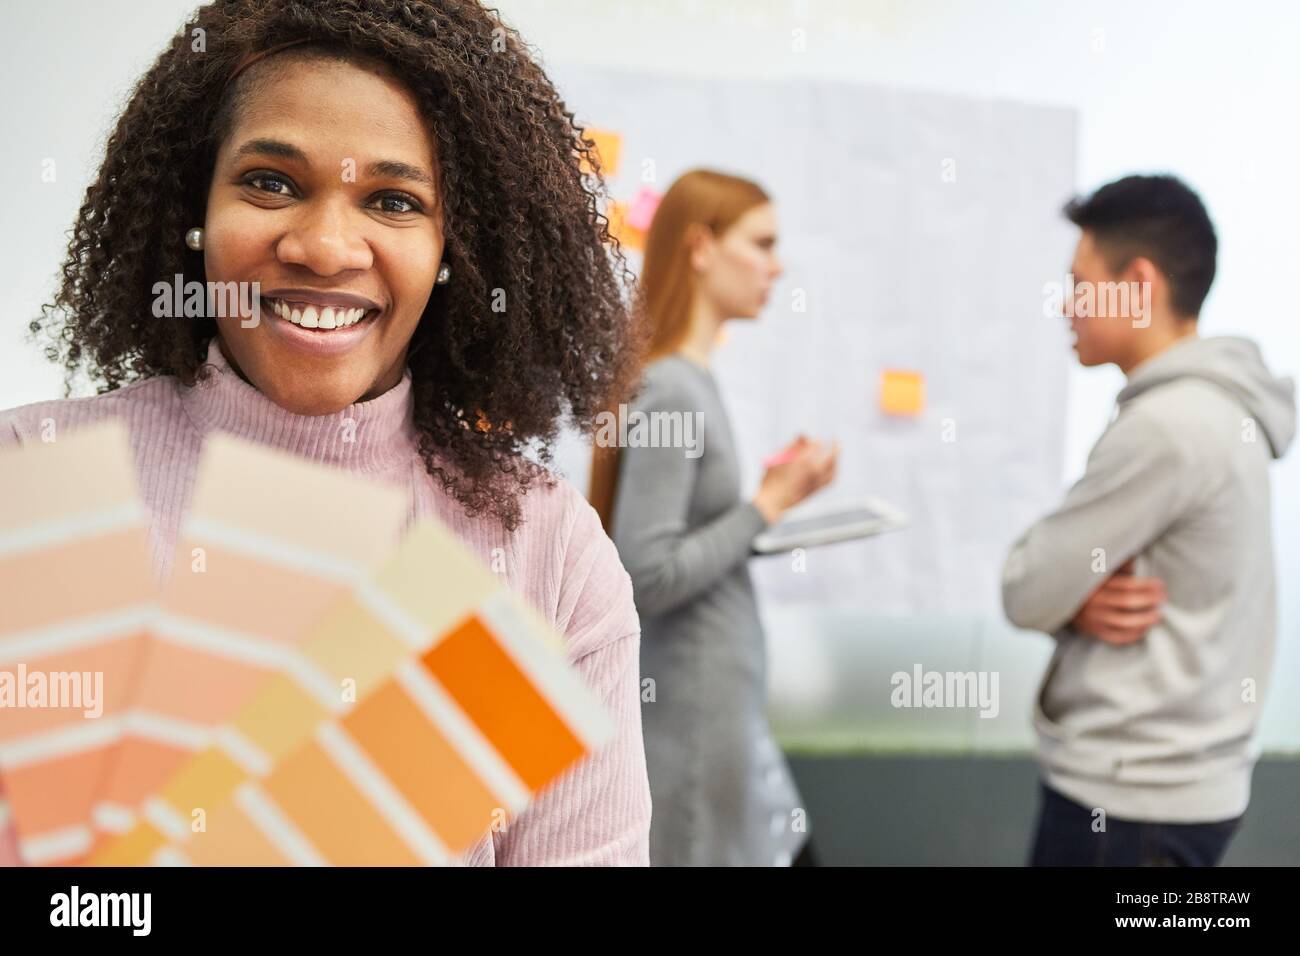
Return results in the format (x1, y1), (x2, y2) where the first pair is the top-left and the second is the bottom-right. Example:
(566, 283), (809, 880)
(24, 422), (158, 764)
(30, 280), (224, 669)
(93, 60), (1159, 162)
(0, 338), (650, 866)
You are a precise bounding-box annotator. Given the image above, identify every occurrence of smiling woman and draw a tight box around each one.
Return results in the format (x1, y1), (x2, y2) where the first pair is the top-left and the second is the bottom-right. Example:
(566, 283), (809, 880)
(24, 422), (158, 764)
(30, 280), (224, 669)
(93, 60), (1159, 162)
(204, 54), (446, 412)
(33, 1), (640, 521)
(3, 0), (651, 866)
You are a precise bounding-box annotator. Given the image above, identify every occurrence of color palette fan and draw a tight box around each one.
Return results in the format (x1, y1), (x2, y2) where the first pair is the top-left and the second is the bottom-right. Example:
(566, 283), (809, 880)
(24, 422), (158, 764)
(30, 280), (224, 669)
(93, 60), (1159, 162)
(0, 422), (612, 866)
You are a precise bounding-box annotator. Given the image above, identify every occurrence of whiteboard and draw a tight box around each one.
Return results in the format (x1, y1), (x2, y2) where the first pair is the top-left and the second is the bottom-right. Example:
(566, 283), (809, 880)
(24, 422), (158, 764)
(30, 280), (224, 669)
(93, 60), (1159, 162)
(550, 66), (1077, 616)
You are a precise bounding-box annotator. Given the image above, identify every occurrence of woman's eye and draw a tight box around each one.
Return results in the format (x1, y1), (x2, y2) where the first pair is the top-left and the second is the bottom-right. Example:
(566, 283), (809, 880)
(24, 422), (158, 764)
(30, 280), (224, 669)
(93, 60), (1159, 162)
(245, 173), (295, 197)
(240, 175), (420, 215)
(372, 193), (422, 215)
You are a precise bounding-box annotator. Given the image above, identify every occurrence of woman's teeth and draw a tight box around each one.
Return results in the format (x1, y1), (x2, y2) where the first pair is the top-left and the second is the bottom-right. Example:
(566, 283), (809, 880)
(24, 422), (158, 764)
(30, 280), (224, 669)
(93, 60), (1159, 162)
(269, 298), (370, 329)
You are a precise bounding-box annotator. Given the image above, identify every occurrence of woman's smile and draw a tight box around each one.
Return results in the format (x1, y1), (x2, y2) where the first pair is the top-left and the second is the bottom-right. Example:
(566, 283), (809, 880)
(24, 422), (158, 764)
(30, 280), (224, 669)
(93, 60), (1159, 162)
(261, 292), (386, 357)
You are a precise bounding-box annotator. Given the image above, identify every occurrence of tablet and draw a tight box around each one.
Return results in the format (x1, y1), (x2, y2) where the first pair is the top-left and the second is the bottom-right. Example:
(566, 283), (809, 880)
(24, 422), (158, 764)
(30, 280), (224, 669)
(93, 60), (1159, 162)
(752, 496), (907, 554)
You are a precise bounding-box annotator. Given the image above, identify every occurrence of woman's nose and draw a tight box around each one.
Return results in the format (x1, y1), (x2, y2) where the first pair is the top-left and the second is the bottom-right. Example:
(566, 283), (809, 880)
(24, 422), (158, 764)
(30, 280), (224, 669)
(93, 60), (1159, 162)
(275, 200), (374, 275)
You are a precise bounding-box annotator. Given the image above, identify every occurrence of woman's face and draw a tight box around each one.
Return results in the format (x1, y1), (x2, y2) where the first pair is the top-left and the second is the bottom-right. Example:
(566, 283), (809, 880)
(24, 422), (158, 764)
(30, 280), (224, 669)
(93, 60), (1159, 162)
(692, 202), (783, 320)
(204, 57), (443, 414)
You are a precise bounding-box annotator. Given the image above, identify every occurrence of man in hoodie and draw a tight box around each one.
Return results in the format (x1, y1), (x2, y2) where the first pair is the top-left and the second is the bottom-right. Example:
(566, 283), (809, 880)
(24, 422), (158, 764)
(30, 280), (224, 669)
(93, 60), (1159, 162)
(1003, 174), (1296, 866)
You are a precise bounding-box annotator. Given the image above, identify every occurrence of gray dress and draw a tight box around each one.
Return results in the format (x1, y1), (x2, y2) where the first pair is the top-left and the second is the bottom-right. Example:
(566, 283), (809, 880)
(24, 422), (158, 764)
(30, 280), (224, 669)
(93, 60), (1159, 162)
(611, 354), (808, 866)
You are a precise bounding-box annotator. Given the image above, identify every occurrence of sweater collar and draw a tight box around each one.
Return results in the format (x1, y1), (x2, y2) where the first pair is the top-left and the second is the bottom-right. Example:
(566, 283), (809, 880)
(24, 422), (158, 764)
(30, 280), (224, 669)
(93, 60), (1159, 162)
(179, 337), (419, 472)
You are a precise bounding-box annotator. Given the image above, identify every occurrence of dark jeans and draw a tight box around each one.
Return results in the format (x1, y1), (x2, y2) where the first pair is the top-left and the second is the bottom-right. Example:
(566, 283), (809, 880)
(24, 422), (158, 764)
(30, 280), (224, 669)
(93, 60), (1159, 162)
(1029, 782), (1242, 867)
(792, 836), (820, 867)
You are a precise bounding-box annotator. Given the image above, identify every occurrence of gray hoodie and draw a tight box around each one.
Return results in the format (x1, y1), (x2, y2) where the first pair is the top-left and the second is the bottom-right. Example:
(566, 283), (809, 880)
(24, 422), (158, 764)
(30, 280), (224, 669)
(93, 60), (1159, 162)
(1003, 335), (1295, 822)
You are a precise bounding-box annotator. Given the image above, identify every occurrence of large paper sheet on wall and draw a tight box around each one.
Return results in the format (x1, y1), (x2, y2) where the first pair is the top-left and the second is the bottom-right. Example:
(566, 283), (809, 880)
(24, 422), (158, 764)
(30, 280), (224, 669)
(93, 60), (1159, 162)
(552, 66), (1077, 615)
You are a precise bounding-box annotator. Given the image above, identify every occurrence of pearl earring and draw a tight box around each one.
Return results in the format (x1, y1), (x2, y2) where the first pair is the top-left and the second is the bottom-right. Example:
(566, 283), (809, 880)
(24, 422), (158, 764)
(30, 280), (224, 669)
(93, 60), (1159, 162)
(185, 227), (205, 251)
(436, 262), (451, 285)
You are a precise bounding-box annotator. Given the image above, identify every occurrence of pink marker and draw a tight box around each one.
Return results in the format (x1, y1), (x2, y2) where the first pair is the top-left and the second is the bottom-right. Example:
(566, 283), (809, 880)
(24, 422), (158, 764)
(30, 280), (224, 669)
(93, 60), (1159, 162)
(763, 448), (799, 469)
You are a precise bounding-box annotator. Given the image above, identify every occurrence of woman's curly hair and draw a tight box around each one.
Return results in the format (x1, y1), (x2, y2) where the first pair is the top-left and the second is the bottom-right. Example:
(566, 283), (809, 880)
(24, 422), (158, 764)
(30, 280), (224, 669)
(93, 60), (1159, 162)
(33, 0), (643, 531)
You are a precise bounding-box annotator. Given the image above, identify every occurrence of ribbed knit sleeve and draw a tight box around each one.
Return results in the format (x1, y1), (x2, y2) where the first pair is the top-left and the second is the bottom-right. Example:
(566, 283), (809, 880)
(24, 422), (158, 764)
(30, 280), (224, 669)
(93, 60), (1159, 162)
(487, 491), (650, 866)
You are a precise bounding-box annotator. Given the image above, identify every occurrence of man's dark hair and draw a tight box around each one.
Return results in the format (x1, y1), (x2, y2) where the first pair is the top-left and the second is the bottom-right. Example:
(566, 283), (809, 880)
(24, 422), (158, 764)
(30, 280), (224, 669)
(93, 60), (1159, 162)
(1064, 174), (1217, 318)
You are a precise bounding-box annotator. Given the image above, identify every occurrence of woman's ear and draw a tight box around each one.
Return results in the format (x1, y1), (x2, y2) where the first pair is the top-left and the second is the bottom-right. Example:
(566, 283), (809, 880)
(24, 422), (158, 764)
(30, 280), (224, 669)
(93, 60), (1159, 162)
(685, 222), (715, 274)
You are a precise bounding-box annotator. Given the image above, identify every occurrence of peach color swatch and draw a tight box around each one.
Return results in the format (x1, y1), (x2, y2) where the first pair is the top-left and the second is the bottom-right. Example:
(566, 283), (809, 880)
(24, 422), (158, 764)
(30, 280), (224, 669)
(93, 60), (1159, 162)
(88, 433), (407, 854)
(0, 421), (155, 865)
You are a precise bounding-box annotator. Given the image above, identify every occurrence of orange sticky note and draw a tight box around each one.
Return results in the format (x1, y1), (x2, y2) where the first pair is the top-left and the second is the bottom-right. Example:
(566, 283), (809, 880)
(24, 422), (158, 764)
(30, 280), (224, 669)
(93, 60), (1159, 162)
(580, 128), (622, 178)
(606, 201), (646, 252)
(880, 369), (925, 416)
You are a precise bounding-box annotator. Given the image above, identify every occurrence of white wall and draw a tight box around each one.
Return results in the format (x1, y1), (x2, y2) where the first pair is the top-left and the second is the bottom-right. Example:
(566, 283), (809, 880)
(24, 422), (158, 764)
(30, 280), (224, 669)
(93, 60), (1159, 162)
(493, 0), (1300, 467)
(492, 0), (1300, 752)
(2, 0), (1295, 749)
